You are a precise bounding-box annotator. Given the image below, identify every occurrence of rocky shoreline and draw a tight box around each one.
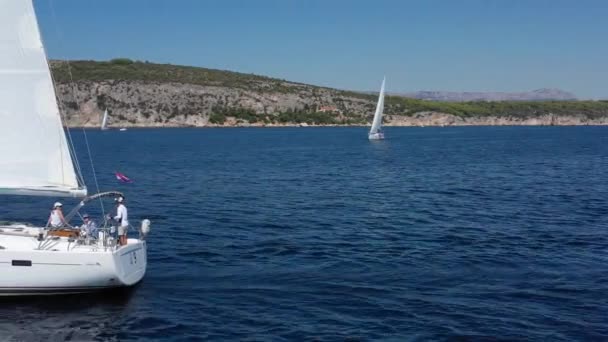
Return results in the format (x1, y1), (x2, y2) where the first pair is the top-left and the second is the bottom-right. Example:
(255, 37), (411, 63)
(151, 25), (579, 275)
(385, 112), (608, 126)
(68, 111), (608, 128)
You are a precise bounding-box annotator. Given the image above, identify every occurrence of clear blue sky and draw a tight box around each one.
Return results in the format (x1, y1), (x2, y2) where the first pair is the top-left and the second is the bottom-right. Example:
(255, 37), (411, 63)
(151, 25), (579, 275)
(35, 0), (608, 99)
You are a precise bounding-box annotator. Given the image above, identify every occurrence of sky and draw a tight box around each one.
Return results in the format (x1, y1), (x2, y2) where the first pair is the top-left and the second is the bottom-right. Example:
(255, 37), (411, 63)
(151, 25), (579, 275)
(34, 0), (608, 99)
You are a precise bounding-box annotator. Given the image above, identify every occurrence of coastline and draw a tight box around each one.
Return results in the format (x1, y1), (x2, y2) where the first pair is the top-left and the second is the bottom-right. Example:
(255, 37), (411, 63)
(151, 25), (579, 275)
(67, 112), (608, 128)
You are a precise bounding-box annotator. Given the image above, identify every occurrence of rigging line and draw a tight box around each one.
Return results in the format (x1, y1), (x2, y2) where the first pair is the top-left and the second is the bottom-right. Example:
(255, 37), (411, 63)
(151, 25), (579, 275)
(43, 3), (84, 187)
(47, 0), (105, 215)
(46, 1), (88, 185)
(31, 1), (68, 185)
(80, 112), (105, 216)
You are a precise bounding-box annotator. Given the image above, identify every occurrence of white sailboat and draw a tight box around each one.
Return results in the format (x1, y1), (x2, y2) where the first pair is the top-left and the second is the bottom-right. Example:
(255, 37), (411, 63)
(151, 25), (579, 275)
(368, 77), (386, 140)
(0, 0), (149, 296)
(101, 108), (109, 130)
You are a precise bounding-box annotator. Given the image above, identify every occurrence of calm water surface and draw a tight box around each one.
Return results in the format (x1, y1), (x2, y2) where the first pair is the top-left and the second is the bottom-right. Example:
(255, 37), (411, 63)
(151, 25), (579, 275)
(1, 127), (607, 341)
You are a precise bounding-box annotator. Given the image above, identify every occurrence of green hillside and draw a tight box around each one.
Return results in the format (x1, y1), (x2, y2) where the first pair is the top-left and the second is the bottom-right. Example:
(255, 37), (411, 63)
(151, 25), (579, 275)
(50, 58), (369, 98)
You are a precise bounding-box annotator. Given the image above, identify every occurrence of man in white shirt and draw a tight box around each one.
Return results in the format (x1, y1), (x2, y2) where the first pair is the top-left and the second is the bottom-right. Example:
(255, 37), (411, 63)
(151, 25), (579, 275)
(113, 196), (129, 246)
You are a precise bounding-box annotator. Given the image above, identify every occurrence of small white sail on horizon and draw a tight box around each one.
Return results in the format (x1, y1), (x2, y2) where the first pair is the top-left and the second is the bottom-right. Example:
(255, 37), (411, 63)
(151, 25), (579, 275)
(368, 77), (385, 140)
(0, 0), (86, 197)
(101, 108), (109, 130)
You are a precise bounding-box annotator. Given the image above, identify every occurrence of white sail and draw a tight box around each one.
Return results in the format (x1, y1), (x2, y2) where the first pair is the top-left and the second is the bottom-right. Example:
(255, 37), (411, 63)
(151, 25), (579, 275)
(101, 108), (108, 130)
(0, 0), (86, 197)
(369, 77), (385, 135)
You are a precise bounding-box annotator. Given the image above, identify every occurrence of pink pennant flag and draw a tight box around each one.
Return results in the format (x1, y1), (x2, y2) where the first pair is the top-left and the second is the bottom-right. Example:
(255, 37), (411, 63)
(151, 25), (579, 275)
(115, 171), (133, 183)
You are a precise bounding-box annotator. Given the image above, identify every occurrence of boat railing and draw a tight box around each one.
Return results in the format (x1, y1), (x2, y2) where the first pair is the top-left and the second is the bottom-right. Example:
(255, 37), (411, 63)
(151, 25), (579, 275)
(37, 224), (120, 251)
(1, 219), (144, 251)
(43, 222), (143, 250)
(73, 223), (143, 250)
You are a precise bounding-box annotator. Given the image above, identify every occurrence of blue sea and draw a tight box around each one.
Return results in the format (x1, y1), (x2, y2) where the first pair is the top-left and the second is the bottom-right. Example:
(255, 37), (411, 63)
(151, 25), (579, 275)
(1, 127), (607, 341)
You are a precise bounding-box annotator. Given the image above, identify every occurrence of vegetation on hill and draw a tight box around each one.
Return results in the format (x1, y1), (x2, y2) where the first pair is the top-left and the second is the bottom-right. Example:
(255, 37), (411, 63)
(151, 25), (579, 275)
(385, 96), (608, 119)
(52, 58), (269, 87)
(208, 106), (366, 125)
(51, 58), (368, 97)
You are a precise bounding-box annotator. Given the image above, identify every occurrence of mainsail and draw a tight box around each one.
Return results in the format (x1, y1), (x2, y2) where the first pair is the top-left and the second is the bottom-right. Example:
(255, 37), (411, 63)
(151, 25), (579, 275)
(0, 0), (86, 197)
(101, 108), (108, 130)
(369, 77), (385, 135)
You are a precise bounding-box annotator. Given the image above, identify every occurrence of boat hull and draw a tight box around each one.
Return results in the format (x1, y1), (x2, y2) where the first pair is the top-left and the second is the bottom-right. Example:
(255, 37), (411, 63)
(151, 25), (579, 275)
(0, 239), (146, 296)
(368, 132), (385, 140)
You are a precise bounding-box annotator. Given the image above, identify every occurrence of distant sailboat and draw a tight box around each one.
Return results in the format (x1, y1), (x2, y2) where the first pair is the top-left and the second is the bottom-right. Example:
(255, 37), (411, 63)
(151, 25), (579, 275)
(368, 77), (385, 140)
(100, 108), (109, 130)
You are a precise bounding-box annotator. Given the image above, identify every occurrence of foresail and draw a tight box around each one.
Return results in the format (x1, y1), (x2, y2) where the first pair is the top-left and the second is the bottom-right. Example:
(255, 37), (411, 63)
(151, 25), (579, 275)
(0, 0), (86, 197)
(369, 77), (385, 134)
(101, 109), (108, 129)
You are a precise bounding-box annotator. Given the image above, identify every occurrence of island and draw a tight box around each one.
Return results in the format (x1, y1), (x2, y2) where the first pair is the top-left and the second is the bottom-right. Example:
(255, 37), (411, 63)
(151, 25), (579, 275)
(51, 59), (608, 128)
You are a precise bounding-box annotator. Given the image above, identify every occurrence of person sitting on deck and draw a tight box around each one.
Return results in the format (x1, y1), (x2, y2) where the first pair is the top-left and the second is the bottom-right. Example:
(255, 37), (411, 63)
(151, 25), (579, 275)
(80, 213), (98, 238)
(47, 202), (68, 228)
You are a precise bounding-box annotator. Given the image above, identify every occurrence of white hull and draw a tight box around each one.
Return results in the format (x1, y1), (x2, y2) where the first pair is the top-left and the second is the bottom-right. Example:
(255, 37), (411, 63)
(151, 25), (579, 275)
(0, 226), (146, 296)
(368, 132), (385, 140)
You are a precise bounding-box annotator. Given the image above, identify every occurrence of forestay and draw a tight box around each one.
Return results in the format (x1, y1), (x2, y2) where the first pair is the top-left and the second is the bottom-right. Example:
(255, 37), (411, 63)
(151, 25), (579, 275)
(369, 77), (385, 135)
(0, 0), (86, 197)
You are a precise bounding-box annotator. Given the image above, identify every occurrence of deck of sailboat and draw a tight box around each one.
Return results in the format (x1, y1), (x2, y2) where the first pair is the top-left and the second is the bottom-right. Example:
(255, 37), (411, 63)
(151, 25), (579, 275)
(0, 225), (135, 253)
